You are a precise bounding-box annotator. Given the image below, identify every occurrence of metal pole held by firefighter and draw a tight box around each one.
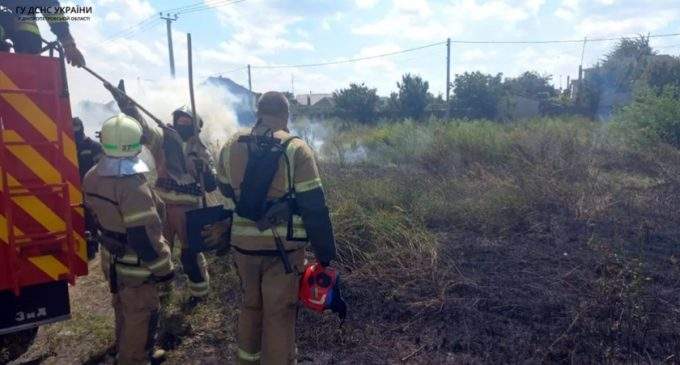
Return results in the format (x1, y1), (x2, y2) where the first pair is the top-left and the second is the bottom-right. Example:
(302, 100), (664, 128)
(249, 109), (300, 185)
(80, 65), (165, 128)
(187, 33), (208, 208)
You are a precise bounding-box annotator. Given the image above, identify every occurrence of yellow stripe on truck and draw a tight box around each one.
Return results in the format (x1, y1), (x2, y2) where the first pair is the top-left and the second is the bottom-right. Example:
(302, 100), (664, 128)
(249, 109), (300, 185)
(2, 130), (83, 212)
(0, 70), (78, 167)
(1, 170), (87, 261)
(0, 215), (69, 280)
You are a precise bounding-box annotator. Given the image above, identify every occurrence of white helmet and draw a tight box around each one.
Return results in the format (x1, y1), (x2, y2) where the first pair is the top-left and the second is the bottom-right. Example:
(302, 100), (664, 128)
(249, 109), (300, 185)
(100, 113), (143, 158)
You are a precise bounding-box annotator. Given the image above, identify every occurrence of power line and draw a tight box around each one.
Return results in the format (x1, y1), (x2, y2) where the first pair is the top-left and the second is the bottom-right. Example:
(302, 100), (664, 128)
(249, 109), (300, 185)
(175, 0), (247, 15)
(252, 41), (446, 69)
(449, 32), (680, 44)
(247, 32), (680, 71)
(99, 14), (158, 43)
(94, 0), (246, 46)
(201, 66), (249, 79)
(164, 0), (240, 14)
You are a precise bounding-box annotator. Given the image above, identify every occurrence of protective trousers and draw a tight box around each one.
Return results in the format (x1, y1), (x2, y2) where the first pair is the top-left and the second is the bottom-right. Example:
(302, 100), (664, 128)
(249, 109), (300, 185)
(163, 203), (210, 297)
(112, 281), (160, 365)
(234, 249), (305, 365)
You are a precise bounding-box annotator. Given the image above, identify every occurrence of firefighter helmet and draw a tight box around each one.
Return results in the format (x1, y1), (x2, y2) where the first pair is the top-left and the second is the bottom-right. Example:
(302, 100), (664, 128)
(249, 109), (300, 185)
(257, 91), (289, 119)
(299, 263), (347, 320)
(172, 105), (203, 128)
(100, 113), (143, 158)
(72, 116), (84, 132)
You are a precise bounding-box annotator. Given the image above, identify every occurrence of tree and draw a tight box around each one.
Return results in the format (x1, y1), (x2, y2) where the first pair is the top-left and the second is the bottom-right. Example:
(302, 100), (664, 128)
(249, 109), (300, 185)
(613, 86), (680, 148)
(580, 36), (655, 116)
(397, 73), (430, 120)
(640, 54), (680, 94)
(504, 71), (556, 99)
(504, 71), (558, 115)
(332, 83), (380, 123)
(601, 36), (654, 93)
(451, 71), (504, 120)
(378, 92), (401, 120)
(282, 91), (297, 105)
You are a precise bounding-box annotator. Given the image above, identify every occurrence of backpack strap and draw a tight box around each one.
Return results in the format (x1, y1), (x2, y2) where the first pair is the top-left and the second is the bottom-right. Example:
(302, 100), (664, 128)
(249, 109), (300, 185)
(281, 136), (300, 197)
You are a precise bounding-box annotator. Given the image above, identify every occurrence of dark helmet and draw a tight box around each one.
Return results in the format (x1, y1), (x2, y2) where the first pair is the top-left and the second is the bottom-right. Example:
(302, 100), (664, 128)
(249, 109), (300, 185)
(72, 116), (84, 132)
(257, 91), (289, 119)
(171, 105), (203, 129)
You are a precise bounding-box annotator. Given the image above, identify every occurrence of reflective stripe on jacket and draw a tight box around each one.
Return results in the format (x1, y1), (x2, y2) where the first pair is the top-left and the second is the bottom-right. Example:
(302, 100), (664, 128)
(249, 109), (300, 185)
(217, 127), (326, 252)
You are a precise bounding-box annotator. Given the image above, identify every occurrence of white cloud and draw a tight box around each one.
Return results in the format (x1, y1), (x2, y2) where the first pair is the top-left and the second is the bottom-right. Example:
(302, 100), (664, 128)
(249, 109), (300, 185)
(321, 12), (344, 31)
(104, 11), (121, 22)
(212, 0), (313, 54)
(555, 0), (580, 20)
(355, 0), (544, 41)
(446, 0), (532, 23)
(353, 0), (446, 41)
(577, 11), (678, 36)
(355, 0), (380, 9)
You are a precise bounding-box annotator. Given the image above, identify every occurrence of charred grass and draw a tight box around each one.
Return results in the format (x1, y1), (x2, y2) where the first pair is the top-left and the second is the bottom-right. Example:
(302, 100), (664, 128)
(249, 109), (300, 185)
(307, 118), (680, 363)
(11, 117), (680, 364)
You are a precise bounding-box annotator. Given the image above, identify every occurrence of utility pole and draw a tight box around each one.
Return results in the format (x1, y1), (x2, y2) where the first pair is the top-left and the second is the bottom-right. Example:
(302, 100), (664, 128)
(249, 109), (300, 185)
(160, 13), (178, 78)
(577, 36), (587, 102)
(247, 64), (253, 110)
(445, 38), (451, 120)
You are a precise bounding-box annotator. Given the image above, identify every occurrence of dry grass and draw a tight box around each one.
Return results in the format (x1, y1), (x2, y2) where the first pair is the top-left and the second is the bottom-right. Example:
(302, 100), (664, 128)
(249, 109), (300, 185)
(309, 117), (680, 363)
(9, 117), (680, 364)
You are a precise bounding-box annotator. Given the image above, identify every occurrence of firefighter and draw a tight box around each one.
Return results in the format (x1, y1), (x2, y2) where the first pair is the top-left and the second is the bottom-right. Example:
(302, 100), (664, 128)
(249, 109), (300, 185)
(0, 0), (85, 66)
(73, 116), (103, 178)
(211, 91), (336, 364)
(106, 82), (217, 302)
(73, 116), (103, 259)
(83, 114), (173, 365)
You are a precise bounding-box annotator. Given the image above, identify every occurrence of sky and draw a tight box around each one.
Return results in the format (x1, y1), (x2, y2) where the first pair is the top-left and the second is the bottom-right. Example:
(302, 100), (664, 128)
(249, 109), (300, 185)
(41, 0), (680, 110)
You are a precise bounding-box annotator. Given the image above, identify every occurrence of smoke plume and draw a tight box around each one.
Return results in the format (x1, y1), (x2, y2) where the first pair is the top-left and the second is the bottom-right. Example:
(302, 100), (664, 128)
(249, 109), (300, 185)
(73, 77), (240, 145)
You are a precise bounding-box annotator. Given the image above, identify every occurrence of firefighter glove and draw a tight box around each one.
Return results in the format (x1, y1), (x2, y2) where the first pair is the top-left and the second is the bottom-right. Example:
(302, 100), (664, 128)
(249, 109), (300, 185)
(104, 80), (132, 109)
(62, 40), (86, 67)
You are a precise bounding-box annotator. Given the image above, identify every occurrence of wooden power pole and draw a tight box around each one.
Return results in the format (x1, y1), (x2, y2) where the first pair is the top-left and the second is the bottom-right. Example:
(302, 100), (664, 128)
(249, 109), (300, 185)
(247, 64), (254, 110)
(446, 38), (451, 120)
(161, 13), (178, 78)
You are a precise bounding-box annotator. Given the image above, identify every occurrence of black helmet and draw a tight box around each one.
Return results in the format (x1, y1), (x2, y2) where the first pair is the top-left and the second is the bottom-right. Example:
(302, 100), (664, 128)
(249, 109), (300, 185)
(72, 116), (84, 132)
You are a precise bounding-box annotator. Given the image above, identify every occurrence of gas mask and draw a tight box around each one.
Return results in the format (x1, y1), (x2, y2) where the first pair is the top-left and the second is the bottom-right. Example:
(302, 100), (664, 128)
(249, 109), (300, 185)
(175, 124), (195, 141)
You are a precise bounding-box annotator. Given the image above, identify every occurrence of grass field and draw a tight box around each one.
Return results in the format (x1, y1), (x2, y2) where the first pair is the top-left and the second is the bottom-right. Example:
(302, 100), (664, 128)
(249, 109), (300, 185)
(10, 115), (680, 364)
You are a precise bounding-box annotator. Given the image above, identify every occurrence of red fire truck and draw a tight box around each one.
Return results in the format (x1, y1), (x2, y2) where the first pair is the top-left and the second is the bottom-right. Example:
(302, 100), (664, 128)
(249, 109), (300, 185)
(0, 47), (87, 362)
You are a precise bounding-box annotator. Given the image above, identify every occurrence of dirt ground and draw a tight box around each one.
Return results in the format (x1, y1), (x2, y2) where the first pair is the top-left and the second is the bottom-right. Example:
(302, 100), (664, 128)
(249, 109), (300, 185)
(9, 259), (114, 365)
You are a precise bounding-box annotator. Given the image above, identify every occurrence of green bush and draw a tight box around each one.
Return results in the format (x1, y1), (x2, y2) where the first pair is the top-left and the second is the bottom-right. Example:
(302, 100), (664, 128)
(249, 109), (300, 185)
(611, 86), (680, 148)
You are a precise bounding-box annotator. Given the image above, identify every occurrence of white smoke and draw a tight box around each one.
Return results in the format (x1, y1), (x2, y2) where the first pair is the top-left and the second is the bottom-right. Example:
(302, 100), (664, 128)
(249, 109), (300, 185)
(72, 77), (240, 146)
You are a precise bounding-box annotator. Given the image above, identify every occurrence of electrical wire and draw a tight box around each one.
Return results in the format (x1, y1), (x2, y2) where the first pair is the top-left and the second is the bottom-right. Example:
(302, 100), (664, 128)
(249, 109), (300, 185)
(252, 41), (446, 69)
(163, 0), (241, 14)
(167, 0), (246, 16)
(99, 14), (158, 43)
(247, 32), (680, 70)
(95, 0), (246, 47)
(200, 66), (248, 79)
(450, 32), (680, 44)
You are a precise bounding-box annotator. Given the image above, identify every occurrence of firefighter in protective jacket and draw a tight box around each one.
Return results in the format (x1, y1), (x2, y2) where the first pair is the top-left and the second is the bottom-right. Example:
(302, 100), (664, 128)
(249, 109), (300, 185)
(213, 91), (336, 364)
(83, 114), (173, 365)
(106, 82), (217, 300)
(0, 0), (86, 66)
(73, 116), (103, 259)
